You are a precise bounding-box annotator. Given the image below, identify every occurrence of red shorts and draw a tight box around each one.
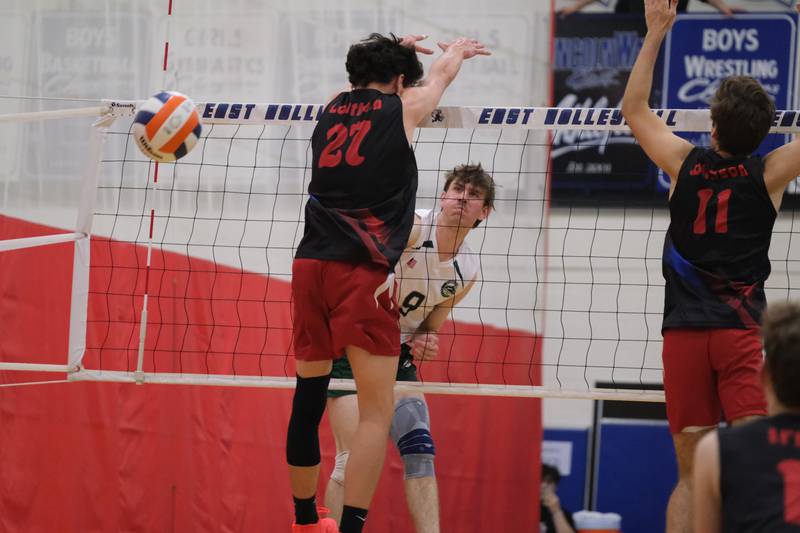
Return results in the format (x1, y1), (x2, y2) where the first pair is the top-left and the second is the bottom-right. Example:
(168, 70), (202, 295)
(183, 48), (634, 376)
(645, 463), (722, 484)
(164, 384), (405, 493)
(291, 258), (400, 361)
(662, 328), (767, 433)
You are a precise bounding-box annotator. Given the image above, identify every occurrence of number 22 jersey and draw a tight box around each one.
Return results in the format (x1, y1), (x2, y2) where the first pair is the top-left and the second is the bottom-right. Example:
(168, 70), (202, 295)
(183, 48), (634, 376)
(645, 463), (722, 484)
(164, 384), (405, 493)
(663, 147), (776, 330)
(295, 89), (418, 271)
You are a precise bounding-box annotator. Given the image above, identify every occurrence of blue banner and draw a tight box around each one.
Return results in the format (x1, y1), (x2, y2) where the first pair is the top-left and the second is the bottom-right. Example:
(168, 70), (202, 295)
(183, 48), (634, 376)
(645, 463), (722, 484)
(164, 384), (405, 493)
(551, 14), (666, 206)
(662, 14), (797, 192)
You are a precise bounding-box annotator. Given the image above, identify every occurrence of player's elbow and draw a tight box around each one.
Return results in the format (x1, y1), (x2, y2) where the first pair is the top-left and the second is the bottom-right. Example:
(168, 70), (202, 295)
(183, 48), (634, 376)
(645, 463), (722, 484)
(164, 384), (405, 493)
(620, 100), (639, 121)
(620, 100), (632, 118)
(621, 101), (648, 128)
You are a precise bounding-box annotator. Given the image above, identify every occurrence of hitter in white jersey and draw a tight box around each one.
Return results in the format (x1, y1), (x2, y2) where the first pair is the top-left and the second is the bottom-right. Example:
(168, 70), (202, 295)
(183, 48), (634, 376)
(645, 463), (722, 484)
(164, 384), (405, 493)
(323, 163), (495, 533)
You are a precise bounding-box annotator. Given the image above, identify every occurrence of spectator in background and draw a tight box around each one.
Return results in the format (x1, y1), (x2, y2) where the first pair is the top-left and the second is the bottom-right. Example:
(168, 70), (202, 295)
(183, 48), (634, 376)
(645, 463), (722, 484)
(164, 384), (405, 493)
(541, 464), (576, 533)
(558, 0), (737, 16)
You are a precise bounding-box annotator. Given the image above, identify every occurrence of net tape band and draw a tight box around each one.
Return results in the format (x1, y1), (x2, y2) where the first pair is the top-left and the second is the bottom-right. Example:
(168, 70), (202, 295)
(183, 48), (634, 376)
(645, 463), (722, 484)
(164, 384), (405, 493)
(68, 370), (666, 402)
(102, 100), (800, 133)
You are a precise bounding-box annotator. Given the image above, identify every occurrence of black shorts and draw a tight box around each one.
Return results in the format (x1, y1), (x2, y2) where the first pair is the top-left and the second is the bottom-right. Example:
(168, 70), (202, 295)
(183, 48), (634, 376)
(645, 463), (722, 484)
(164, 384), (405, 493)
(328, 343), (417, 399)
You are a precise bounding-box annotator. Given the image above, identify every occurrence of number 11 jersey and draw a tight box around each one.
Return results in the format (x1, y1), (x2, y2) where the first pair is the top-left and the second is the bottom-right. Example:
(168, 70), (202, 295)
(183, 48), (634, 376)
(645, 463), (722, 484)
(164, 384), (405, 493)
(296, 88), (418, 271)
(663, 147), (777, 330)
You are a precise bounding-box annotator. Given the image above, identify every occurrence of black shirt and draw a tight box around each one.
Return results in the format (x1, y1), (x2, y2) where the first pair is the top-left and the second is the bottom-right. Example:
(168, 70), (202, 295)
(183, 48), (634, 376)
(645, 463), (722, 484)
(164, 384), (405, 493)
(719, 415), (800, 532)
(662, 147), (776, 329)
(296, 89), (418, 270)
(541, 505), (576, 533)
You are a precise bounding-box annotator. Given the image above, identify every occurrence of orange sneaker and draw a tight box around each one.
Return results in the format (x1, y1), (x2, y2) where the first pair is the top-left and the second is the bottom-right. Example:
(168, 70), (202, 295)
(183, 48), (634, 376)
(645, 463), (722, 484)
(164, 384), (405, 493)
(291, 516), (339, 532)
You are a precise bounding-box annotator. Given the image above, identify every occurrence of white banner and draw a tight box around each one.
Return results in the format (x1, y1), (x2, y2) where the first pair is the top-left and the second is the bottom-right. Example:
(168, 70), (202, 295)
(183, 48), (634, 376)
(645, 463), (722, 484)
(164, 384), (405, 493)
(105, 100), (800, 133)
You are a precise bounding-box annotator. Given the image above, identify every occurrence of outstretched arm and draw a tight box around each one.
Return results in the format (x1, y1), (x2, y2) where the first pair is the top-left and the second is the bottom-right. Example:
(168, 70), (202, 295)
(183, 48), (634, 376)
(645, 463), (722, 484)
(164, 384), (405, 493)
(765, 0), (800, 206)
(400, 37), (490, 140)
(621, 0), (693, 194)
(764, 134), (800, 211)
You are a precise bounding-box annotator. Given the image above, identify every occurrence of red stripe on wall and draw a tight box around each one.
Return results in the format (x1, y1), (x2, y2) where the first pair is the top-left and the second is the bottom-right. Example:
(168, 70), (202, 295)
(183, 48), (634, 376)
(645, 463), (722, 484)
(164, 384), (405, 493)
(0, 214), (542, 532)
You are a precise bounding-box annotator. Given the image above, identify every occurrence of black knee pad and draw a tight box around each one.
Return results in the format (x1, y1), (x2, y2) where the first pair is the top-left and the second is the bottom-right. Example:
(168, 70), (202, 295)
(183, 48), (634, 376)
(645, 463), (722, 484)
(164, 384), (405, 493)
(286, 373), (331, 467)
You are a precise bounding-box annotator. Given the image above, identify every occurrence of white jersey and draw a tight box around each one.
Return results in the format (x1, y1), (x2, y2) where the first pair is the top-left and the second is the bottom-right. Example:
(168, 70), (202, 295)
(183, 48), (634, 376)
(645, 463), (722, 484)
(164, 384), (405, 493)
(396, 209), (480, 343)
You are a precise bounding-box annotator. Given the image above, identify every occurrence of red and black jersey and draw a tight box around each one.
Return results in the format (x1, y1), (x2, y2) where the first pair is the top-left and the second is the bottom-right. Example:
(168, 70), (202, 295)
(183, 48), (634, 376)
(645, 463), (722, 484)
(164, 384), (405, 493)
(719, 415), (800, 532)
(295, 89), (418, 271)
(663, 147), (777, 330)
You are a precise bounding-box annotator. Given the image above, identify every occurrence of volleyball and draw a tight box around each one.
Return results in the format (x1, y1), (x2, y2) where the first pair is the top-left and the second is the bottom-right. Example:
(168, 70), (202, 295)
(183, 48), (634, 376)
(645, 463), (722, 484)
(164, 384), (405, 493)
(133, 91), (202, 162)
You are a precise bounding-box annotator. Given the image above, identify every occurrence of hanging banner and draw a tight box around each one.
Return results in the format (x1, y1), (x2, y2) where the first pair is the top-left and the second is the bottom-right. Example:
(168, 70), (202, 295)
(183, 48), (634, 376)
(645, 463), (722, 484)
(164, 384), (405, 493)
(552, 13), (799, 206)
(662, 14), (797, 195)
(551, 14), (666, 206)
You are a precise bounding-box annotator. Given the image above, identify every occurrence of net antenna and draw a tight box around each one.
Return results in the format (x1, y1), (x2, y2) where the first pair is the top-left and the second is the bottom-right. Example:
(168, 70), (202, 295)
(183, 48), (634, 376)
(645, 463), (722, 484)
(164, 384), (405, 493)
(3, 101), (799, 402)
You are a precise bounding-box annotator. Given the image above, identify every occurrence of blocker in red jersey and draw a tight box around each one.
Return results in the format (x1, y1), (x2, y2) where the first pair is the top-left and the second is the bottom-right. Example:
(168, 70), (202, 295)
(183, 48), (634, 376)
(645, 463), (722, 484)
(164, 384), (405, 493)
(133, 91), (202, 162)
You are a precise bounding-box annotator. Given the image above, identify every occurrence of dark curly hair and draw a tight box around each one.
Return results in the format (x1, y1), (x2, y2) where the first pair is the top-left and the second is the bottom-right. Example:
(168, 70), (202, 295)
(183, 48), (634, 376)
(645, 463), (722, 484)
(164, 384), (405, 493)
(345, 33), (424, 89)
(443, 163), (496, 210)
(762, 302), (800, 409)
(542, 463), (561, 485)
(710, 76), (775, 156)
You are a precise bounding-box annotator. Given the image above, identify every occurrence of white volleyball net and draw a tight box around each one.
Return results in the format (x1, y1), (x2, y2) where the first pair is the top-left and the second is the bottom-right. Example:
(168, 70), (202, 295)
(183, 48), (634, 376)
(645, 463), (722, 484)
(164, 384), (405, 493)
(3, 101), (800, 401)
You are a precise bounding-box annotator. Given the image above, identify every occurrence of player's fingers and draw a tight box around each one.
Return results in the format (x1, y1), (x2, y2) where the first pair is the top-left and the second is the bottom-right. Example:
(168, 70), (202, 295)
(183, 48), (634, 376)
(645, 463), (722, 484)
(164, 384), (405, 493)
(401, 34), (429, 50)
(424, 340), (439, 359)
(412, 338), (427, 353)
(416, 45), (435, 55)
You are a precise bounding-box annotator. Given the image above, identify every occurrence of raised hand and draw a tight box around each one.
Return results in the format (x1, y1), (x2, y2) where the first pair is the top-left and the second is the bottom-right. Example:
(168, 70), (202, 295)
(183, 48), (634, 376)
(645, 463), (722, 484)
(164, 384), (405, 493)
(541, 482), (563, 512)
(399, 34), (435, 55)
(436, 37), (491, 59)
(644, 0), (678, 35)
